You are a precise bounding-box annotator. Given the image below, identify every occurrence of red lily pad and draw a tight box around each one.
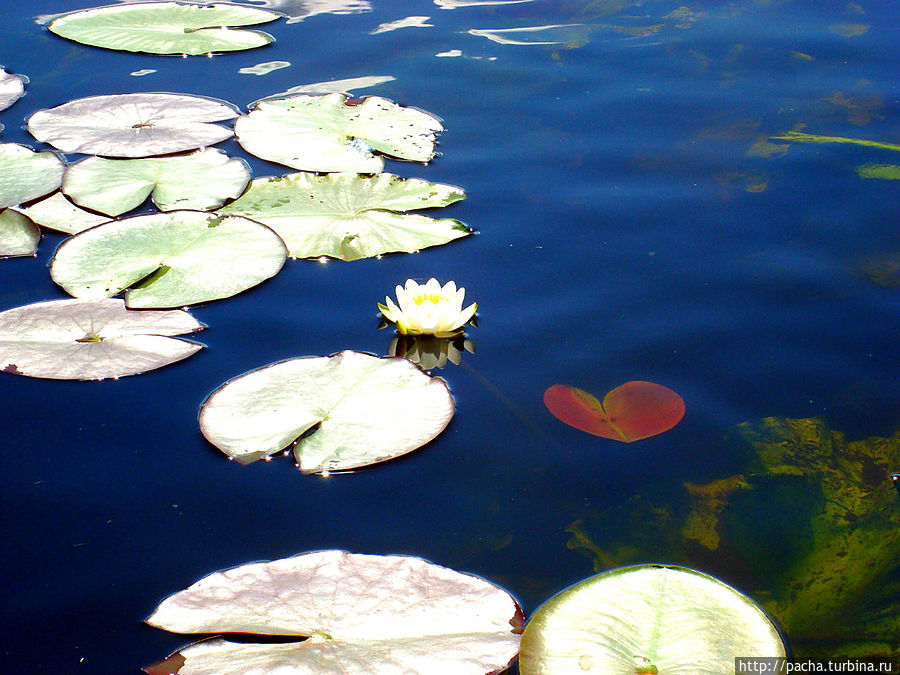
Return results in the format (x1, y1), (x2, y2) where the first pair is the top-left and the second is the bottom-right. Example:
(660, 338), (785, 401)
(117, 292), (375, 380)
(544, 381), (685, 442)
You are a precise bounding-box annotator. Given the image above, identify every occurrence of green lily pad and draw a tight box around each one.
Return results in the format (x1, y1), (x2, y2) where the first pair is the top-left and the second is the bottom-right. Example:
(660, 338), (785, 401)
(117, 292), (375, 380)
(50, 210), (287, 309)
(11, 192), (110, 234)
(199, 350), (455, 472)
(0, 143), (65, 209)
(27, 93), (239, 158)
(218, 171), (469, 261)
(145, 550), (521, 675)
(0, 298), (204, 380)
(0, 67), (26, 111)
(48, 2), (279, 56)
(234, 93), (443, 173)
(63, 148), (251, 217)
(519, 565), (786, 674)
(0, 209), (40, 257)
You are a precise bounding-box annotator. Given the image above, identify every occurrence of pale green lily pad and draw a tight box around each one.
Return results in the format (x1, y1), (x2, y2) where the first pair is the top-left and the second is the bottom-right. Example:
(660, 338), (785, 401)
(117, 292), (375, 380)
(50, 210), (287, 309)
(217, 171), (469, 261)
(234, 93), (443, 173)
(49, 2), (279, 56)
(0, 298), (204, 379)
(11, 192), (110, 234)
(63, 148), (251, 217)
(0, 143), (65, 209)
(519, 565), (785, 675)
(145, 550), (521, 675)
(28, 93), (239, 158)
(0, 209), (40, 257)
(0, 67), (26, 111)
(199, 350), (454, 472)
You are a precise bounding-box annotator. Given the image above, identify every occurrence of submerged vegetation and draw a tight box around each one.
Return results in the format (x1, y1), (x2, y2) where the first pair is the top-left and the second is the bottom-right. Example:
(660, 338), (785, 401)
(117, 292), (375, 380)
(566, 417), (900, 657)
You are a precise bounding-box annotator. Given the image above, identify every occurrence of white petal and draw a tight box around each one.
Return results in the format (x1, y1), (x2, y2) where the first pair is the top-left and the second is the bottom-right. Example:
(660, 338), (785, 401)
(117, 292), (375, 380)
(458, 302), (477, 326)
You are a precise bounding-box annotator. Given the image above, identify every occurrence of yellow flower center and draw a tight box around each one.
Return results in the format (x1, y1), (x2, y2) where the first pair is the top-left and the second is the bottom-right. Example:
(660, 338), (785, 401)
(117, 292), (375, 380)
(412, 294), (443, 305)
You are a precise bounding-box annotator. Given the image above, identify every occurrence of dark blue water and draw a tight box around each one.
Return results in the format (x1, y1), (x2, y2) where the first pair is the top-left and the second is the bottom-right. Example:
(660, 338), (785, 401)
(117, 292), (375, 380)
(2, 0), (899, 671)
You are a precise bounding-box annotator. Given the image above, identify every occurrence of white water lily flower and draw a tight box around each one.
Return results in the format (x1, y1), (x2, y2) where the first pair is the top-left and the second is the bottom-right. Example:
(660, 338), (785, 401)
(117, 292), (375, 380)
(379, 278), (477, 337)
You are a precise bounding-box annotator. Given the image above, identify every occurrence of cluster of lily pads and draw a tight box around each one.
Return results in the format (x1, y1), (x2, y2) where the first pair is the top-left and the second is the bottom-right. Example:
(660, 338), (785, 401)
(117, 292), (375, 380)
(1, 3), (794, 673)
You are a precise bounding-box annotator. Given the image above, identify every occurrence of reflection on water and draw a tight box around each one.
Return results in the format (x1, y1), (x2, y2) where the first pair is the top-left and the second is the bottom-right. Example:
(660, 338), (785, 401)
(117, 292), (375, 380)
(387, 334), (476, 370)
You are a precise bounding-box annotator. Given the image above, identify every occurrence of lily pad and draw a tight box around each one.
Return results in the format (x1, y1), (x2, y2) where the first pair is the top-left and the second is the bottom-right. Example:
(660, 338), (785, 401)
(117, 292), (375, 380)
(48, 2), (279, 56)
(11, 192), (110, 234)
(199, 350), (454, 472)
(27, 93), (239, 158)
(544, 382), (685, 442)
(218, 171), (469, 261)
(50, 210), (287, 309)
(0, 143), (65, 209)
(63, 148), (251, 217)
(0, 67), (26, 111)
(145, 550), (522, 675)
(234, 93), (443, 173)
(0, 209), (40, 257)
(0, 298), (204, 379)
(518, 565), (786, 674)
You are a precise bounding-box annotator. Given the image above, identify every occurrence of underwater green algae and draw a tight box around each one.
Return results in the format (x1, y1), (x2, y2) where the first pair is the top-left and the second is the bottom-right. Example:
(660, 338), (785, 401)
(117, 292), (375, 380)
(566, 417), (900, 657)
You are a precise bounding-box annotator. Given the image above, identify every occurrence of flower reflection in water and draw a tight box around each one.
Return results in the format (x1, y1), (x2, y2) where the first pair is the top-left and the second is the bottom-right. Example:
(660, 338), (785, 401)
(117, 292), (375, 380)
(388, 334), (475, 370)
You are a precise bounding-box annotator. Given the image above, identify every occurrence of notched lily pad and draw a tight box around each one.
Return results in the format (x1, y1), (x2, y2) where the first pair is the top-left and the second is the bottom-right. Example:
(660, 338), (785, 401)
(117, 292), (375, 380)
(48, 2), (279, 56)
(0, 297), (204, 379)
(218, 171), (470, 261)
(199, 350), (455, 472)
(145, 550), (522, 675)
(0, 209), (41, 257)
(519, 565), (786, 674)
(50, 210), (287, 308)
(0, 67), (26, 112)
(63, 148), (251, 216)
(544, 382), (685, 442)
(11, 191), (110, 234)
(235, 92), (443, 173)
(28, 92), (240, 158)
(0, 143), (65, 209)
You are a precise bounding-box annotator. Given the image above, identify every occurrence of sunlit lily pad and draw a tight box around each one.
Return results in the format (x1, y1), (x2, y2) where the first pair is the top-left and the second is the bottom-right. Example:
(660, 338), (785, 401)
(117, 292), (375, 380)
(218, 171), (469, 261)
(48, 2), (279, 56)
(27, 93), (239, 158)
(145, 550), (522, 675)
(0, 67), (26, 111)
(0, 143), (65, 209)
(0, 209), (40, 257)
(199, 350), (454, 472)
(50, 210), (287, 308)
(235, 93), (443, 173)
(544, 382), (685, 442)
(63, 148), (251, 217)
(0, 298), (204, 379)
(518, 565), (785, 674)
(11, 192), (110, 234)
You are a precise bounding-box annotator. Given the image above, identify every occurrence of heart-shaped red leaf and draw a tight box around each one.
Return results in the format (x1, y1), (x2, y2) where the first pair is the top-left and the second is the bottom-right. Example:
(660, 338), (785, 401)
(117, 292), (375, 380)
(544, 381), (685, 442)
